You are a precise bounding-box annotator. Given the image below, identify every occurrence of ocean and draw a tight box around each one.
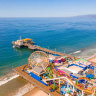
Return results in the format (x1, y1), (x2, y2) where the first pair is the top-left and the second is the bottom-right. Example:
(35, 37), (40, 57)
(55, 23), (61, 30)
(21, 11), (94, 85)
(0, 17), (96, 95)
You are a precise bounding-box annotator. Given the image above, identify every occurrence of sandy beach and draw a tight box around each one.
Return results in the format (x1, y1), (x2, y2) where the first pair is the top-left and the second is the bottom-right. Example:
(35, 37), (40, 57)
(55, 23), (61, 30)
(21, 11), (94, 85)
(0, 72), (49, 96)
(0, 75), (49, 96)
(23, 87), (49, 96)
(89, 56), (96, 63)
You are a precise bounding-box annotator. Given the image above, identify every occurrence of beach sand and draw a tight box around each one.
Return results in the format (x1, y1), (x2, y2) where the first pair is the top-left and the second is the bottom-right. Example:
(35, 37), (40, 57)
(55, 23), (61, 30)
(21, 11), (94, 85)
(0, 74), (48, 96)
(88, 56), (96, 63)
(0, 76), (34, 96)
(0, 71), (48, 96)
(23, 87), (49, 96)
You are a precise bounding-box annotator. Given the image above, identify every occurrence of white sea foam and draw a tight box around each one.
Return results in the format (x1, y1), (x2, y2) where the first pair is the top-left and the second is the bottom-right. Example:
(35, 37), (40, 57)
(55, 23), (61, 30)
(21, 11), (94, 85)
(72, 45), (96, 59)
(73, 50), (81, 54)
(0, 74), (19, 86)
(69, 50), (82, 55)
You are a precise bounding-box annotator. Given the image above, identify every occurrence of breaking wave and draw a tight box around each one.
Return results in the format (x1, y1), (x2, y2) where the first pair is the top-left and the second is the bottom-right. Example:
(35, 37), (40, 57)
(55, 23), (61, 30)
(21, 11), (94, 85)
(0, 74), (19, 86)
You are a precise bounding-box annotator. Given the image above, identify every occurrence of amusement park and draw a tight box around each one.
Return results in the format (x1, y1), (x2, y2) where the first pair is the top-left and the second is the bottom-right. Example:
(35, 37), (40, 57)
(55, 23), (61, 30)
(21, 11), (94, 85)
(15, 50), (96, 96)
(13, 38), (96, 96)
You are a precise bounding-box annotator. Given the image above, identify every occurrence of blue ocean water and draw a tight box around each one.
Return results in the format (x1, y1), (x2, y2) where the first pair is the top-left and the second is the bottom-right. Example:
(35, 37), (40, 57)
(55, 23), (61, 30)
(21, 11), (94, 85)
(0, 17), (96, 76)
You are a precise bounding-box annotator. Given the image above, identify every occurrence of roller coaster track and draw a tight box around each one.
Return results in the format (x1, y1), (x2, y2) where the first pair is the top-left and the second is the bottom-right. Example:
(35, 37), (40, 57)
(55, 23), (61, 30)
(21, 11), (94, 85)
(44, 76), (96, 95)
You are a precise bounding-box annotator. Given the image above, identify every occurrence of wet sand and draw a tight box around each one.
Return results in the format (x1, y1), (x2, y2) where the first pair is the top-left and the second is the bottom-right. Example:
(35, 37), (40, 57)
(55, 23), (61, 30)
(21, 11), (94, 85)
(0, 75), (48, 96)
(23, 87), (49, 96)
(0, 76), (34, 96)
(0, 71), (48, 96)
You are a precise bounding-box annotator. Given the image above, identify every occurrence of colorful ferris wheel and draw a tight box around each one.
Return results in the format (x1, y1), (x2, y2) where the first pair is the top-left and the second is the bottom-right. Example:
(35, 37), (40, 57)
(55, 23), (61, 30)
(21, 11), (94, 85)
(28, 51), (49, 71)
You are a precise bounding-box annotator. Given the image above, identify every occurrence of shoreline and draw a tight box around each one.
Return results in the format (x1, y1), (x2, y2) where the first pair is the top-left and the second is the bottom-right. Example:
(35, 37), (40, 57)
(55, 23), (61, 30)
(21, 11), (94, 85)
(86, 53), (96, 60)
(0, 76), (34, 96)
(0, 47), (96, 86)
(0, 71), (19, 86)
(0, 74), (19, 86)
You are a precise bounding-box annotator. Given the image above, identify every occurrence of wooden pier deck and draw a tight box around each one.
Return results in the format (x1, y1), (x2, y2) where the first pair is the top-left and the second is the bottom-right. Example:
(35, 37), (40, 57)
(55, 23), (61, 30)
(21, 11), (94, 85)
(24, 43), (76, 59)
(13, 65), (62, 96)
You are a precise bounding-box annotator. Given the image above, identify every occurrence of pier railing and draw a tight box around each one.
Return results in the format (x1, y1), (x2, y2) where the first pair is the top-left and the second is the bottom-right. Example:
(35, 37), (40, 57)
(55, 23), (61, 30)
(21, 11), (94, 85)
(23, 43), (77, 59)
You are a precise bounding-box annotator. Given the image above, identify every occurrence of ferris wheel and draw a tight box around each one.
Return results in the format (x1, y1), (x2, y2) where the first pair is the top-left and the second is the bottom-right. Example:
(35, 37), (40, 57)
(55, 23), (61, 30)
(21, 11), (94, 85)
(28, 51), (49, 71)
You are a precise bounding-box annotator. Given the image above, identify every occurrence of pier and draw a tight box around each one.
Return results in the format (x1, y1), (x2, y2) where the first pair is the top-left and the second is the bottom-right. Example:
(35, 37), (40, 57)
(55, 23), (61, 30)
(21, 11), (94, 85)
(12, 38), (77, 58)
(23, 43), (77, 59)
(14, 65), (62, 96)
(13, 38), (96, 96)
